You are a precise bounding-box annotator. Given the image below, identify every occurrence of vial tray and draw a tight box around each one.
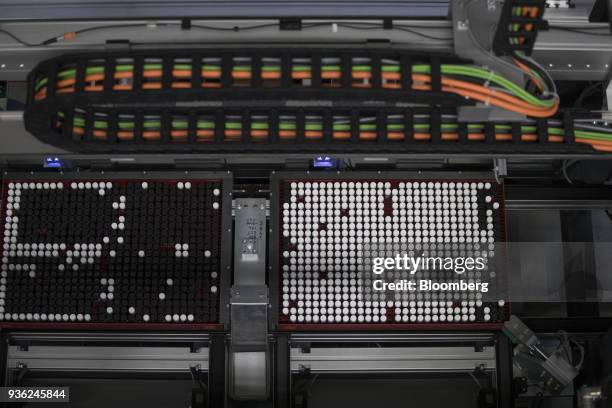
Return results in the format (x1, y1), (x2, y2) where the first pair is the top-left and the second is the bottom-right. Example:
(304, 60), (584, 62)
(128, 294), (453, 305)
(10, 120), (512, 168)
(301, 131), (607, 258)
(0, 172), (231, 329)
(271, 172), (508, 331)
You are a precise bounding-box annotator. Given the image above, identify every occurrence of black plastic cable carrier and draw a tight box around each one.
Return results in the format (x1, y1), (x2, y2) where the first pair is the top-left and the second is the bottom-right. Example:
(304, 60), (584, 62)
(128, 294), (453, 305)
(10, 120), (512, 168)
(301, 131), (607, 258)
(23, 48), (596, 155)
(493, 0), (548, 56)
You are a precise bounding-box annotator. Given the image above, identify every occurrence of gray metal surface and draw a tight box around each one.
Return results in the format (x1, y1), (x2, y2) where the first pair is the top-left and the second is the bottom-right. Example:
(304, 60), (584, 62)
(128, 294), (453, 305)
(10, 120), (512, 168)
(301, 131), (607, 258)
(0, 1), (450, 20)
(230, 199), (270, 400)
(7, 331), (211, 344)
(291, 346), (496, 373)
(289, 332), (496, 343)
(230, 351), (269, 399)
(505, 199), (612, 210)
(7, 345), (209, 372)
(233, 199), (267, 285)
(0, 19), (452, 82)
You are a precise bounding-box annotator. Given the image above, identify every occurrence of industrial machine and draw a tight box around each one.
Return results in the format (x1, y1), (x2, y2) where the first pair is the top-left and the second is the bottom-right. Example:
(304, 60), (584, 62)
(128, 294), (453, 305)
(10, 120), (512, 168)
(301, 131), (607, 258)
(1, 0), (612, 406)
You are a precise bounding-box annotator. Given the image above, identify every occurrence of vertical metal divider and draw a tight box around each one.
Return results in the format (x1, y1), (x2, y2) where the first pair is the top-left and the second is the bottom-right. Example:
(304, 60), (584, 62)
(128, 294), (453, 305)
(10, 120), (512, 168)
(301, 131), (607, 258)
(371, 54), (382, 89)
(430, 56), (442, 93)
(296, 110), (305, 143)
(46, 62), (58, 100)
(270, 173), (286, 408)
(83, 108), (94, 142)
(430, 107), (441, 144)
(311, 52), (322, 88)
(221, 54), (233, 88)
(188, 111), (197, 144)
(192, 54), (203, 90)
(563, 111), (576, 145)
(133, 56), (144, 91)
(252, 55), (263, 88)
(103, 57), (115, 92)
(275, 334), (291, 408)
(495, 334), (514, 408)
(511, 122), (521, 144)
(341, 53), (352, 88)
(161, 109), (171, 143)
(270, 109), (280, 144)
(215, 109), (225, 143)
(458, 121), (469, 144)
(537, 119), (548, 145)
(485, 122), (496, 144)
(281, 54), (292, 88)
(242, 109), (251, 144)
(350, 110), (359, 143)
(401, 54), (413, 92)
(64, 109), (75, 141)
(323, 109), (333, 144)
(162, 56), (173, 90)
(376, 110), (386, 143)
(404, 107), (414, 143)
(268, 172), (280, 332)
(74, 59), (86, 93)
(229, 195), (270, 401)
(134, 110), (144, 143)
(108, 111), (118, 144)
(209, 333), (227, 408)
(219, 172), (234, 327)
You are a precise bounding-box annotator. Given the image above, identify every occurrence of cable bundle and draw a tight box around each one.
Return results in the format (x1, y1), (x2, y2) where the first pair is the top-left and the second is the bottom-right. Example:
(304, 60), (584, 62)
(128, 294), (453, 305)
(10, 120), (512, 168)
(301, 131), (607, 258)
(30, 50), (557, 119)
(24, 49), (611, 153)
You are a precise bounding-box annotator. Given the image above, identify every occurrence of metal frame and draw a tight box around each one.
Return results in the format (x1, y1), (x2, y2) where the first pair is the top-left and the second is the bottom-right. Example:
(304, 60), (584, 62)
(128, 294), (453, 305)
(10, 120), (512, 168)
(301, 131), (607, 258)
(6, 345), (210, 373)
(0, 1), (451, 21)
(290, 345), (496, 373)
(0, 170), (234, 330)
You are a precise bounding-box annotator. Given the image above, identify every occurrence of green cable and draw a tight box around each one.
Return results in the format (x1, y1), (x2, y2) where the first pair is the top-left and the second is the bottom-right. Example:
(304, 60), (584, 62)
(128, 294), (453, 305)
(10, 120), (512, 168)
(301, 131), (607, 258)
(85, 66), (104, 75)
(202, 65), (221, 71)
(173, 64), (191, 71)
(412, 64), (554, 108)
(262, 66), (281, 72)
(233, 66), (251, 72)
(93, 120), (108, 129)
(305, 123), (322, 131)
(387, 124), (404, 131)
(144, 63), (163, 70)
(575, 130), (612, 141)
(115, 64), (134, 72)
(197, 121), (215, 129)
(225, 122), (242, 130)
(60, 111), (612, 142)
(292, 65), (311, 72)
(251, 122), (269, 130)
(279, 122), (296, 131)
(443, 65), (554, 107)
(322, 65), (341, 71)
(172, 120), (188, 129)
(35, 77), (48, 91)
(143, 121), (161, 129)
(353, 65), (372, 72)
(359, 124), (377, 131)
(57, 68), (76, 79)
(382, 65), (401, 73)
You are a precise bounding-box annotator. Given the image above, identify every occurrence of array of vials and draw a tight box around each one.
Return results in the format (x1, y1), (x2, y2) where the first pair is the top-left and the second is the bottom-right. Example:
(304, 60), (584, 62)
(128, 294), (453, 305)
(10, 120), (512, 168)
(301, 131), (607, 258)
(279, 179), (506, 325)
(1, 178), (224, 324)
